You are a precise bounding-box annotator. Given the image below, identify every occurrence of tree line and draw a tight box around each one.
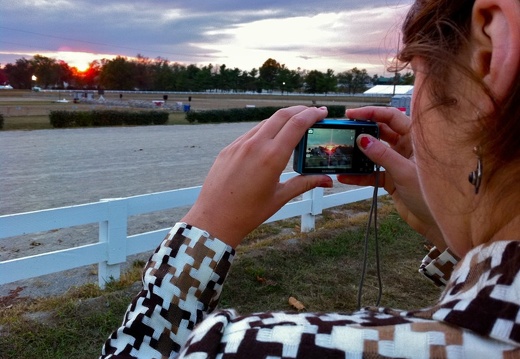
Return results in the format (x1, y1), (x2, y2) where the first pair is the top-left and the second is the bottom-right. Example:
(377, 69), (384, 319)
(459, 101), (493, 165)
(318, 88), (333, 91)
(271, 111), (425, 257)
(0, 54), (414, 94)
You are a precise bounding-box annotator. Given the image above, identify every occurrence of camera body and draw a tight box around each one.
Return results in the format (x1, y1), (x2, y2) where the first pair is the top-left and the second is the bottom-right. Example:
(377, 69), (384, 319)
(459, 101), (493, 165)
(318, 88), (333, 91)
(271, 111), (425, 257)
(293, 119), (379, 175)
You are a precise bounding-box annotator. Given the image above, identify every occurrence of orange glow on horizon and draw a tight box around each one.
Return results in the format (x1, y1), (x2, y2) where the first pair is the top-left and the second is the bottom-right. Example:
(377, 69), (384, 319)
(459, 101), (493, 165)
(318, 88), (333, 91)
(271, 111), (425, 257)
(70, 61), (90, 73)
(322, 145), (338, 155)
(60, 51), (99, 72)
(39, 50), (118, 72)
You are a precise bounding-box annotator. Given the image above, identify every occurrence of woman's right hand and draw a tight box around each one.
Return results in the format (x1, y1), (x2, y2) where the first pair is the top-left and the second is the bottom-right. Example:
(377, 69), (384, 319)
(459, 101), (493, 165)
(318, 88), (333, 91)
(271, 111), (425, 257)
(338, 106), (446, 250)
(181, 106), (332, 248)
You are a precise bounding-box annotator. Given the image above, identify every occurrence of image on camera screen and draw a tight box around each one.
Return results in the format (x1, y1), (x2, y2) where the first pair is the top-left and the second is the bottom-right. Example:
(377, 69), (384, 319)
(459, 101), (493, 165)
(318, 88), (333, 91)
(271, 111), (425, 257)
(304, 128), (356, 170)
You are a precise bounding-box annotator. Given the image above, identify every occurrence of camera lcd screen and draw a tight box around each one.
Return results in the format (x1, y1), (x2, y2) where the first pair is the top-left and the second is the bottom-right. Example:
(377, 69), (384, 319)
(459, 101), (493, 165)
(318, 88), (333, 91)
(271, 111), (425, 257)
(304, 127), (356, 171)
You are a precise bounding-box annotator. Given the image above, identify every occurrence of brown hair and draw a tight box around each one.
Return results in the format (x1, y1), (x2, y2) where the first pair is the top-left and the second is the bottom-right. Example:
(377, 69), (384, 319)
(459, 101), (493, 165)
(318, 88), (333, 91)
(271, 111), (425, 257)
(398, 0), (520, 192)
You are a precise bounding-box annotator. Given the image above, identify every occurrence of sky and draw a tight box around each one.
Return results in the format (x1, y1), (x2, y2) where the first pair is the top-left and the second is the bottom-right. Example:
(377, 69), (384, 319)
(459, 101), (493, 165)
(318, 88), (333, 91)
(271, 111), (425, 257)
(0, 0), (413, 76)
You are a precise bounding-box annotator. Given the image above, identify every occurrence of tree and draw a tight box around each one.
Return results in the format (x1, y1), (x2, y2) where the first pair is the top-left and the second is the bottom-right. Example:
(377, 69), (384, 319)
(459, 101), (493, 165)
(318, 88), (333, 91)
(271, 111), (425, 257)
(170, 62), (187, 91)
(337, 67), (370, 94)
(276, 65), (303, 94)
(184, 64), (201, 91)
(259, 58), (281, 92)
(304, 70), (323, 93)
(80, 60), (102, 89)
(400, 71), (415, 85)
(351, 67), (370, 94)
(371, 74), (379, 86)
(99, 56), (136, 90)
(337, 70), (354, 93)
(0, 67), (8, 85)
(4, 58), (33, 89)
(216, 64), (230, 91)
(55, 60), (73, 88)
(31, 55), (72, 88)
(195, 64), (215, 91)
(134, 54), (153, 91)
(239, 68), (259, 92)
(322, 69), (337, 93)
(150, 58), (173, 91)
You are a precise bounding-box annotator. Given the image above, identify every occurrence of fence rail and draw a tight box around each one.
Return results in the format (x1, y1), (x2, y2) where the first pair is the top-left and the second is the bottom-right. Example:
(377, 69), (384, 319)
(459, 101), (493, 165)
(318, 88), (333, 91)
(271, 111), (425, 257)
(0, 172), (386, 288)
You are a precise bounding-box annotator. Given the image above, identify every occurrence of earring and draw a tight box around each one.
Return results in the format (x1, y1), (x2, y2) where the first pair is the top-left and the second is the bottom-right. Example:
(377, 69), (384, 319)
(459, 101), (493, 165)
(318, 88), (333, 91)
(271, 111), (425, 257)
(468, 147), (483, 194)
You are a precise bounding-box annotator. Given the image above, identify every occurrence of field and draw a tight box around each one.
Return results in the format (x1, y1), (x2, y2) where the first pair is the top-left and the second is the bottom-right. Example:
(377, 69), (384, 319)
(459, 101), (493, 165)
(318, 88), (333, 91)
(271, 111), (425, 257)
(0, 89), (390, 130)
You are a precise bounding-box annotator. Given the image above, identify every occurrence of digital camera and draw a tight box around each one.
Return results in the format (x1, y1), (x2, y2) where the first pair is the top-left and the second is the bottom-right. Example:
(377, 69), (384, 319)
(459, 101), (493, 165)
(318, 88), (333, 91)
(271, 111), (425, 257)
(293, 119), (379, 175)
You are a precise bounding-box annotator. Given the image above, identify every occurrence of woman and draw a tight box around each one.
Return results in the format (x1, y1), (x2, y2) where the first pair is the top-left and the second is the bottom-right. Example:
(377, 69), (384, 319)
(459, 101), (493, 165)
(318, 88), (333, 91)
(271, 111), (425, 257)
(101, 0), (520, 357)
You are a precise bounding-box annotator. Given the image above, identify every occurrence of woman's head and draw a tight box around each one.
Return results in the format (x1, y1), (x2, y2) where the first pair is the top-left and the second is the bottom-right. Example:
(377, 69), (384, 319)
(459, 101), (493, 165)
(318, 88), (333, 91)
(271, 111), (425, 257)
(400, 0), (520, 177)
(397, 0), (520, 253)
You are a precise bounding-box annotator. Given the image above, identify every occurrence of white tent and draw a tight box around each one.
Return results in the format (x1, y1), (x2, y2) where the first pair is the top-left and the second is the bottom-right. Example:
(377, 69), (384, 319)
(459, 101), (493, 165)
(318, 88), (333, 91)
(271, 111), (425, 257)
(364, 85), (414, 95)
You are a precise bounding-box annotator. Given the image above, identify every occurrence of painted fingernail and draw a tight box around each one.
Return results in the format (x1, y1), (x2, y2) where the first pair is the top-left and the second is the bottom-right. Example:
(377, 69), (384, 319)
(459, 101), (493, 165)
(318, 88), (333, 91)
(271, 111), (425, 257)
(319, 178), (333, 188)
(359, 135), (373, 150)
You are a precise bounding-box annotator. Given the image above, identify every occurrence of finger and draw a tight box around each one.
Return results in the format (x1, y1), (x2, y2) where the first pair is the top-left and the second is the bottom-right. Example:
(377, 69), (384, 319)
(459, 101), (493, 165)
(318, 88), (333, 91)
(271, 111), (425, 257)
(377, 122), (401, 146)
(225, 106), (317, 155)
(277, 174), (333, 205)
(337, 172), (386, 188)
(226, 119), (267, 147)
(256, 106), (313, 139)
(273, 106), (328, 154)
(346, 106), (410, 136)
(356, 134), (412, 177)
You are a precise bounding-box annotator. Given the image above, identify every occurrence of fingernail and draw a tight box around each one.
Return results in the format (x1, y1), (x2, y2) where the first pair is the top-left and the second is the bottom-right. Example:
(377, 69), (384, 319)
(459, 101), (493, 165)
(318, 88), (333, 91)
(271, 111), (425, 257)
(319, 106), (327, 110)
(359, 135), (373, 150)
(319, 177), (333, 188)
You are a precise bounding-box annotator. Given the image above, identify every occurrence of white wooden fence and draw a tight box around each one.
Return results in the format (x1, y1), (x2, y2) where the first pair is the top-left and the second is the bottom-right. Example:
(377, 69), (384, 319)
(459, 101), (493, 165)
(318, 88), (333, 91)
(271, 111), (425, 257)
(0, 172), (386, 288)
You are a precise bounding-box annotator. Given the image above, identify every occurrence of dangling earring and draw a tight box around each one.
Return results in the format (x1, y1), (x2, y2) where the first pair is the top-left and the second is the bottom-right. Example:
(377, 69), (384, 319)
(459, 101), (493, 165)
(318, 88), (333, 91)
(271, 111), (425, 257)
(468, 147), (483, 194)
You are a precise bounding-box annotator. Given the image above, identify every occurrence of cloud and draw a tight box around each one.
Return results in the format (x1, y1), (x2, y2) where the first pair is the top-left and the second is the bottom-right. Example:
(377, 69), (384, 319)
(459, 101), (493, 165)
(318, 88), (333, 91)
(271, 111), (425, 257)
(0, 0), (413, 74)
(192, 6), (408, 72)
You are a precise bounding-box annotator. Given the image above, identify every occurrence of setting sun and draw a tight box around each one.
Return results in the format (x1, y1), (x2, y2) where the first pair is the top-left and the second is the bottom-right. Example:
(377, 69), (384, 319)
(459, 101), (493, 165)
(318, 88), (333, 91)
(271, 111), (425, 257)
(70, 61), (90, 72)
(54, 50), (116, 72)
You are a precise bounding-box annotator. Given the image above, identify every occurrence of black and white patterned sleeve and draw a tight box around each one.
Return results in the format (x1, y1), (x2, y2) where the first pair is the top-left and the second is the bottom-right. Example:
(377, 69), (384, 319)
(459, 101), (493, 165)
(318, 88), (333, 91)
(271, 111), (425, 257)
(419, 246), (459, 287)
(100, 222), (235, 359)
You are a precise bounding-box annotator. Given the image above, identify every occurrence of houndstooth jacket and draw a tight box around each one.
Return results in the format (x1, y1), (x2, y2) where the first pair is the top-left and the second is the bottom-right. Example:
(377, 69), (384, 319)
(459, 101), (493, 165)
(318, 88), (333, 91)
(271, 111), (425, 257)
(100, 222), (520, 358)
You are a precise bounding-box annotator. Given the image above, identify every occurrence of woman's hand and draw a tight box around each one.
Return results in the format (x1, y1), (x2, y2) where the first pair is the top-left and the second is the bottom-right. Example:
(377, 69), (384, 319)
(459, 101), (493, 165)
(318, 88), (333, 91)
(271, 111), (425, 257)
(182, 106), (333, 248)
(338, 106), (446, 250)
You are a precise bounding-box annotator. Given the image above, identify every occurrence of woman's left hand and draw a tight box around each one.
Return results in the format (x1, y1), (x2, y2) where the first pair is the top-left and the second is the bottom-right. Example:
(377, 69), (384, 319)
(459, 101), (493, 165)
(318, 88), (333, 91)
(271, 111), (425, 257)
(181, 106), (333, 248)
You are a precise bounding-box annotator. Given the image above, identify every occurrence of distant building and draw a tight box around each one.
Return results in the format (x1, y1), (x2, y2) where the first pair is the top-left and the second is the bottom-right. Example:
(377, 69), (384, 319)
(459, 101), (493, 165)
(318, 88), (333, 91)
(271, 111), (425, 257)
(364, 85), (414, 96)
(373, 76), (396, 85)
(363, 85), (414, 116)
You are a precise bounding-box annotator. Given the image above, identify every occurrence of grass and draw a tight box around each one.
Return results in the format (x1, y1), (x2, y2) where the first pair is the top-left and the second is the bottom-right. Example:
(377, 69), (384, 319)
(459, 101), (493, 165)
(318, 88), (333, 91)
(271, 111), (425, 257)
(0, 197), (442, 359)
(2, 112), (190, 131)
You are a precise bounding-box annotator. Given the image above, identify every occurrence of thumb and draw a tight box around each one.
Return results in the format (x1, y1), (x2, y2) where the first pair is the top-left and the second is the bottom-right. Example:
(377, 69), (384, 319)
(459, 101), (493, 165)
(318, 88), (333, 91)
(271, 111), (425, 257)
(279, 174), (333, 203)
(357, 134), (410, 172)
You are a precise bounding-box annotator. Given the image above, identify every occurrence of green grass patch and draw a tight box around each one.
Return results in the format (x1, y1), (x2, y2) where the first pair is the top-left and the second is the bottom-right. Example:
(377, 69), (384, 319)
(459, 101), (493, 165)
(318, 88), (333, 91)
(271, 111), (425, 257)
(3, 116), (54, 130)
(1, 112), (190, 131)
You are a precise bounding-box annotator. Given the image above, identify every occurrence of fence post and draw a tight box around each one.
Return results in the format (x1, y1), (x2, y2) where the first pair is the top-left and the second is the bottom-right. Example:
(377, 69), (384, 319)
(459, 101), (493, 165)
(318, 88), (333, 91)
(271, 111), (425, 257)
(300, 187), (324, 232)
(98, 198), (128, 288)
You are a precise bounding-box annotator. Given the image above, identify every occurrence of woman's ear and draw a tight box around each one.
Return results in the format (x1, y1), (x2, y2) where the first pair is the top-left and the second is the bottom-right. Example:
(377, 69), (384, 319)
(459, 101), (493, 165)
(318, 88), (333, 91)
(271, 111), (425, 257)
(471, 0), (520, 101)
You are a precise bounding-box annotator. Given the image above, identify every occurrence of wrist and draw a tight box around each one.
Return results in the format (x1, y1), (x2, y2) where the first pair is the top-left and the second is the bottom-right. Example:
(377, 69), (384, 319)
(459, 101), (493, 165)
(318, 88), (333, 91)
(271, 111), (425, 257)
(181, 207), (244, 248)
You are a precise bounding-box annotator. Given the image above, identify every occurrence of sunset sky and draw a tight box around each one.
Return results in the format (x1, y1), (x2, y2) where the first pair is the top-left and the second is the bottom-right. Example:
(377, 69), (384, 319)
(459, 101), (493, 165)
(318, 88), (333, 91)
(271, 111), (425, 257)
(0, 0), (413, 75)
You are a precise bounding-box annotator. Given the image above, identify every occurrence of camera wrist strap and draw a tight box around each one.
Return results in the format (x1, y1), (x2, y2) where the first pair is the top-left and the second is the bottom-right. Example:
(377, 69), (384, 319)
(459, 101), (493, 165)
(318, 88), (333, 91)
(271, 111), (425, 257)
(356, 165), (383, 310)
